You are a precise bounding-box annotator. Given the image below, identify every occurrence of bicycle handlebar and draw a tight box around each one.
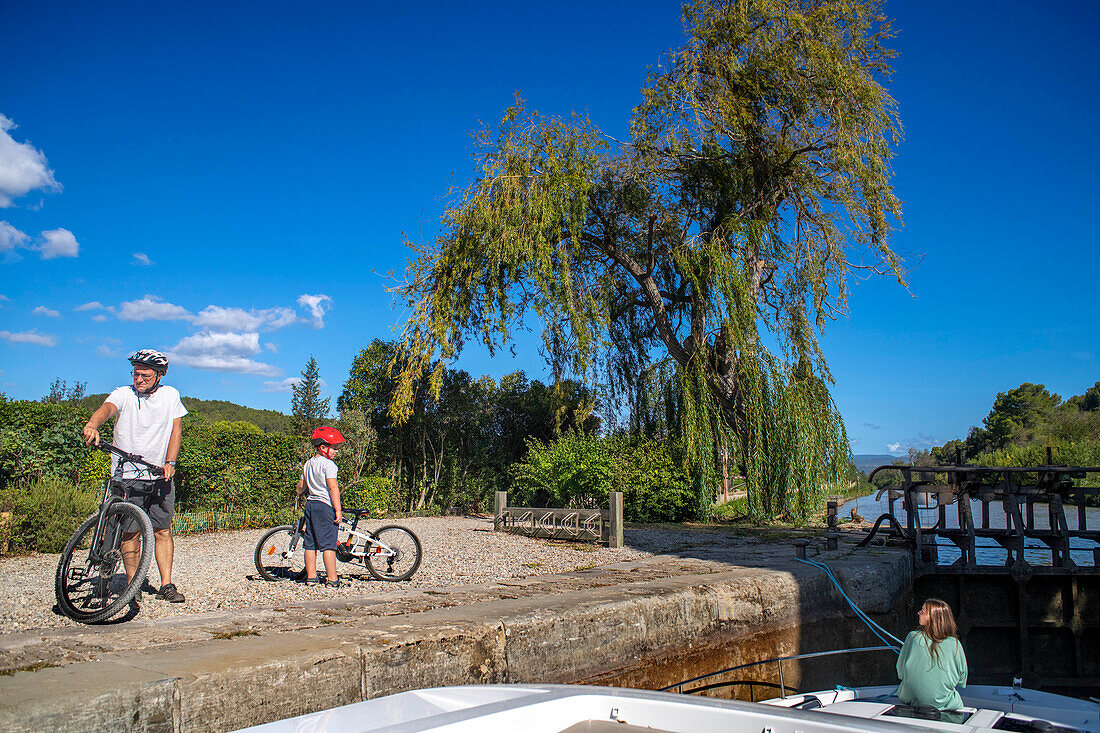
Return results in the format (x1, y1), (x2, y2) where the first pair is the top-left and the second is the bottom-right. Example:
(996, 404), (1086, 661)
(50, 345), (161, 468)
(95, 441), (165, 476)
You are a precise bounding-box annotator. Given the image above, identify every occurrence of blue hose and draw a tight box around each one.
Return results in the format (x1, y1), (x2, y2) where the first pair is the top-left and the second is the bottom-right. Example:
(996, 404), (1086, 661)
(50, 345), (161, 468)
(796, 556), (904, 651)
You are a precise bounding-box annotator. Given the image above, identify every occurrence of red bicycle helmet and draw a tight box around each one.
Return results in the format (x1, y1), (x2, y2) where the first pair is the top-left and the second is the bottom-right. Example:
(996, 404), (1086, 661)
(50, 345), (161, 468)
(310, 426), (345, 447)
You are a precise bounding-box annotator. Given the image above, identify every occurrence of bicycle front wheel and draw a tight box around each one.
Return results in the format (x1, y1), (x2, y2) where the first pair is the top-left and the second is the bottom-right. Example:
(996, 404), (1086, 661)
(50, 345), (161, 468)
(365, 525), (422, 582)
(254, 525), (304, 581)
(55, 502), (153, 624)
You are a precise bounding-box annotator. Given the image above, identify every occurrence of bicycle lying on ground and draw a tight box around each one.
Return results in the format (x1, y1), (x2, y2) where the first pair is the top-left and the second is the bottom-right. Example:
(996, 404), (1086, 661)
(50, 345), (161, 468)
(254, 505), (422, 582)
(55, 442), (160, 623)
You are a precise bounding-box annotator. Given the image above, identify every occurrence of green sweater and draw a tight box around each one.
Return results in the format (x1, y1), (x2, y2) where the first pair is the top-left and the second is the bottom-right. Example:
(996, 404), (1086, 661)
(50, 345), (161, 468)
(896, 630), (968, 710)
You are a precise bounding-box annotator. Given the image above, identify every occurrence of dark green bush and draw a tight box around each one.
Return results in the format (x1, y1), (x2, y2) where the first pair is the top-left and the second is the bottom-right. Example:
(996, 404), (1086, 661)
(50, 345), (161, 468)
(0, 478), (99, 554)
(511, 433), (696, 522)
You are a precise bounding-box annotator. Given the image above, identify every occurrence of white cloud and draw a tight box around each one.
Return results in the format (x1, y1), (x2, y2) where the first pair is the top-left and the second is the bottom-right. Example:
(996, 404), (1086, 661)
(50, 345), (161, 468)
(0, 329), (57, 346)
(192, 304), (299, 333)
(0, 115), (61, 207)
(32, 305), (59, 317)
(92, 314), (108, 322)
(132, 252), (154, 266)
(118, 295), (192, 322)
(75, 301), (110, 312)
(262, 376), (328, 393)
(168, 331), (279, 376)
(39, 228), (78, 259)
(297, 293), (331, 328)
(192, 305), (263, 332)
(96, 344), (118, 358)
(262, 307), (299, 330)
(264, 342), (278, 353)
(886, 442), (902, 453)
(262, 377), (302, 393)
(0, 221), (29, 253)
(0, 294), (9, 305)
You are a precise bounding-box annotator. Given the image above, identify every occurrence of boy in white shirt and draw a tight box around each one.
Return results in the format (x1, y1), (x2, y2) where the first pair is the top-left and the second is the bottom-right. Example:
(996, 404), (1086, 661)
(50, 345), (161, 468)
(296, 426), (345, 587)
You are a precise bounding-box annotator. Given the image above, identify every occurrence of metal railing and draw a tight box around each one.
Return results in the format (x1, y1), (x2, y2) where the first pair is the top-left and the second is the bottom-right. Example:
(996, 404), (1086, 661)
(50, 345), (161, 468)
(660, 645), (899, 700)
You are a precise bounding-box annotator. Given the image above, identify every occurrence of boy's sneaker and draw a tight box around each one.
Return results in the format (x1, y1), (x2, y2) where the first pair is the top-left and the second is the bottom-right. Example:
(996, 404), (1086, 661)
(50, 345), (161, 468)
(304, 576), (321, 586)
(324, 578), (344, 589)
(156, 583), (186, 603)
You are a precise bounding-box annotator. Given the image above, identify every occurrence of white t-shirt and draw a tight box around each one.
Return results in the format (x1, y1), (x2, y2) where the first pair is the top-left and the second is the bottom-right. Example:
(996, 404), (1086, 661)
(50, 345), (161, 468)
(106, 385), (188, 479)
(301, 455), (338, 506)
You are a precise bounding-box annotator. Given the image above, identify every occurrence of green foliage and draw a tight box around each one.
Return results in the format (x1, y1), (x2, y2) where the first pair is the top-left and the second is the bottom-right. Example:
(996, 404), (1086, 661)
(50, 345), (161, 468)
(339, 340), (598, 514)
(0, 399), (94, 488)
(617, 438), (697, 523)
(392, 0), (898, 522)
(174, 423), (307, 516)
(0, 478), (99, 554)
(291, 356), (330, 434)
(931, 380), (1100, 464)
(511, 433), (696, 522)
(512, 433), (616, 509)
(737, 355), (851, 521)
(74, 394), (294, 433)
(979, 383), (1061, 451)
(42, 378), (86, 404)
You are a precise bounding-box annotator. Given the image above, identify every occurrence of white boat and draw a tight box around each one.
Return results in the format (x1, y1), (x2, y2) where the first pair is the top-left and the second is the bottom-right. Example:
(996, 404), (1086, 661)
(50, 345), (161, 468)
(764, 684), (1100, 732)
(233, 682), (1100, 733)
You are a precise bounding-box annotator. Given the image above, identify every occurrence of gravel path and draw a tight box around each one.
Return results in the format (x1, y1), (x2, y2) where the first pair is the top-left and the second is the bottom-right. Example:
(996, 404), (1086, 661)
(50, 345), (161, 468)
(0, 517), (751, 633)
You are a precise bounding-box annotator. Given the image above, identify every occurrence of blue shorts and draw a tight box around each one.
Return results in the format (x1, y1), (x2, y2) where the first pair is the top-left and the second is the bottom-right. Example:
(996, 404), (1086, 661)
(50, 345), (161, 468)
(302, 500), (337, 551)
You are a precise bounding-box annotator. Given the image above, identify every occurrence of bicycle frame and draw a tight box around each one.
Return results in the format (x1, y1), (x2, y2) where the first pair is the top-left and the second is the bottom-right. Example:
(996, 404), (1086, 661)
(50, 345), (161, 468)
(86, 444), (163, 567)
(280, 508), (400, 561)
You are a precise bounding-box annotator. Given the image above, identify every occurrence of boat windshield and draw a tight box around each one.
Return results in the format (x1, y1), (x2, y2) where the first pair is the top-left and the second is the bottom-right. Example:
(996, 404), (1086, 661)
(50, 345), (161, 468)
(883, 704), (973, 726)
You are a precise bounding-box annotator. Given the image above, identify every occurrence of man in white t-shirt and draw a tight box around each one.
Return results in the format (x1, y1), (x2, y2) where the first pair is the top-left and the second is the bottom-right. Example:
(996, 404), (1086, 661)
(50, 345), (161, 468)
(82, 349), (189, 603)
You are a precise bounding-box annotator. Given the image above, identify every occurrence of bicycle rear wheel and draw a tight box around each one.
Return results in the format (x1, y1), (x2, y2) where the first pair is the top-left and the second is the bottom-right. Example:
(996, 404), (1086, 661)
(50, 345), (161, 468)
(55, 502), (153, 624)
(254, 525), (304, 581)
(365, 525), (422, 582)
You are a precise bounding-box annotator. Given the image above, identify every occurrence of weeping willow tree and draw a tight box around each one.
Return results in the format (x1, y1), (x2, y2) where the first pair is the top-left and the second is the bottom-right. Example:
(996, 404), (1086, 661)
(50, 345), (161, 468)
(392, 0), (904, 521)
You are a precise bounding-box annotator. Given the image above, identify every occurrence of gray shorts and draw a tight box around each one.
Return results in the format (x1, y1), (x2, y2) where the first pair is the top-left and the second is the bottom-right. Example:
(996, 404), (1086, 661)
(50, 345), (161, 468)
(111, 478), (175, 531)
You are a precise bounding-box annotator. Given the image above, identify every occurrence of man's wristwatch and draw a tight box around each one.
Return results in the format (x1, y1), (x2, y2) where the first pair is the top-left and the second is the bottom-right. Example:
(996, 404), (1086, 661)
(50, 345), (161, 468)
(166, 461), (177, 467)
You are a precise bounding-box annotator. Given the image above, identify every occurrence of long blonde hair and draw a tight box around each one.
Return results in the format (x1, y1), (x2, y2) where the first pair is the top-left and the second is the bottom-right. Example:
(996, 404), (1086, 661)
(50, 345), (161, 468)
(920, 598), (959, 663)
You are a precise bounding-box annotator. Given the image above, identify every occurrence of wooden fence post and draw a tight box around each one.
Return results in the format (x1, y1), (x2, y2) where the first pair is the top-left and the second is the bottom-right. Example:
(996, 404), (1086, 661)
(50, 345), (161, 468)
(494, 491), (508, 531)
(609, 491), (623, 548)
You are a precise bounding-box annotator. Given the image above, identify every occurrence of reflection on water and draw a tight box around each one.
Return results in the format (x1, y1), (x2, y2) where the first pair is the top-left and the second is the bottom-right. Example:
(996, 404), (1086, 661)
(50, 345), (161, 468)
(843, 491), (1100, 567)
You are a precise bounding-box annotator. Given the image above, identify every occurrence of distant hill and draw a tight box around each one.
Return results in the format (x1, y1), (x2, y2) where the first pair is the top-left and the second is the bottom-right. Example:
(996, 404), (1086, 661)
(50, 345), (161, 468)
(853, 454), (902, 473)
(76, 393), (295, 434)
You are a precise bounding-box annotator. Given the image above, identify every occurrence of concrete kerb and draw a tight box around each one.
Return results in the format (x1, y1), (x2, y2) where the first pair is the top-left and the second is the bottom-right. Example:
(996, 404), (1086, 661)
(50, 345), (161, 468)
(0, 548), (911, 732)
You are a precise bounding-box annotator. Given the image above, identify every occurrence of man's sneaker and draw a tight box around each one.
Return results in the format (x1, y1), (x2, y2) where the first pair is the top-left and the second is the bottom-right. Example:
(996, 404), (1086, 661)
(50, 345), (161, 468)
(156, 583), (186, 603)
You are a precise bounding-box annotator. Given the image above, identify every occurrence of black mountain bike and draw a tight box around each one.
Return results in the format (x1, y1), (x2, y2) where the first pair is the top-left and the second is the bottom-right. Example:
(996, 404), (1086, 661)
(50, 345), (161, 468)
(254, 506), (422, 583)
(55, 442), (160, 623)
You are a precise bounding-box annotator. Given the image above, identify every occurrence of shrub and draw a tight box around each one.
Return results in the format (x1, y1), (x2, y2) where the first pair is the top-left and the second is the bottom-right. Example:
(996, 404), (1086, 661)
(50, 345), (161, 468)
(615, 437), (696, 523)
(0, 478), (99, 554)
(511, 432), (617, 508)
(510, 433), (696, 522)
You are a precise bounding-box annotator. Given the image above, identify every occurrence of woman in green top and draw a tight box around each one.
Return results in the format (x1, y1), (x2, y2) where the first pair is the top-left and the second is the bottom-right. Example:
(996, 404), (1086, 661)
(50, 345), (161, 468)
(896, 598), (969, 710)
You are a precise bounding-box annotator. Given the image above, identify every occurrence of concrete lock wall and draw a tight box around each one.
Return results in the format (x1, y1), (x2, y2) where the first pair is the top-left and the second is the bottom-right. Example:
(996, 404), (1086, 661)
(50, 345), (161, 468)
(0, 550), (911, 732)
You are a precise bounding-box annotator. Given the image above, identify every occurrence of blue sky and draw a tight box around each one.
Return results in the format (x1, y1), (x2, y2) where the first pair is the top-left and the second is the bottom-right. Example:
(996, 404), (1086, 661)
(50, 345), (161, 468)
(1, 1), (1097, 456)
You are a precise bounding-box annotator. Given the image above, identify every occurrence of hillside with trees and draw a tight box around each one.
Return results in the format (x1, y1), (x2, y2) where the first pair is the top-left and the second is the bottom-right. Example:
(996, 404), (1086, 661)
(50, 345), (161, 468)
(72, 394), (295, 434)
(865, 381), (1100, 494)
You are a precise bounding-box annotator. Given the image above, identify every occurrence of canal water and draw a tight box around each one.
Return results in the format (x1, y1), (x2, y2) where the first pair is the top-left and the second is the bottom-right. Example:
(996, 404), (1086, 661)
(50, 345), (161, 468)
(842, 490), (1100, 567)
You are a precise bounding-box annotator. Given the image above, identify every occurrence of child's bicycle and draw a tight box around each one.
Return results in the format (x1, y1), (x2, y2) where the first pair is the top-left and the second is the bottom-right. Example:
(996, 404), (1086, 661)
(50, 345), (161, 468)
(254, 505), (422, 582)
(55, 442), (160, 623)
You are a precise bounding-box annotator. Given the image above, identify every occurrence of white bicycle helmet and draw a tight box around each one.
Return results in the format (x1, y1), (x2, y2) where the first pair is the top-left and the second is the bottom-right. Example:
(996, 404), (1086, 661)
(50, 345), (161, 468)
(128, 349), (170, 375)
